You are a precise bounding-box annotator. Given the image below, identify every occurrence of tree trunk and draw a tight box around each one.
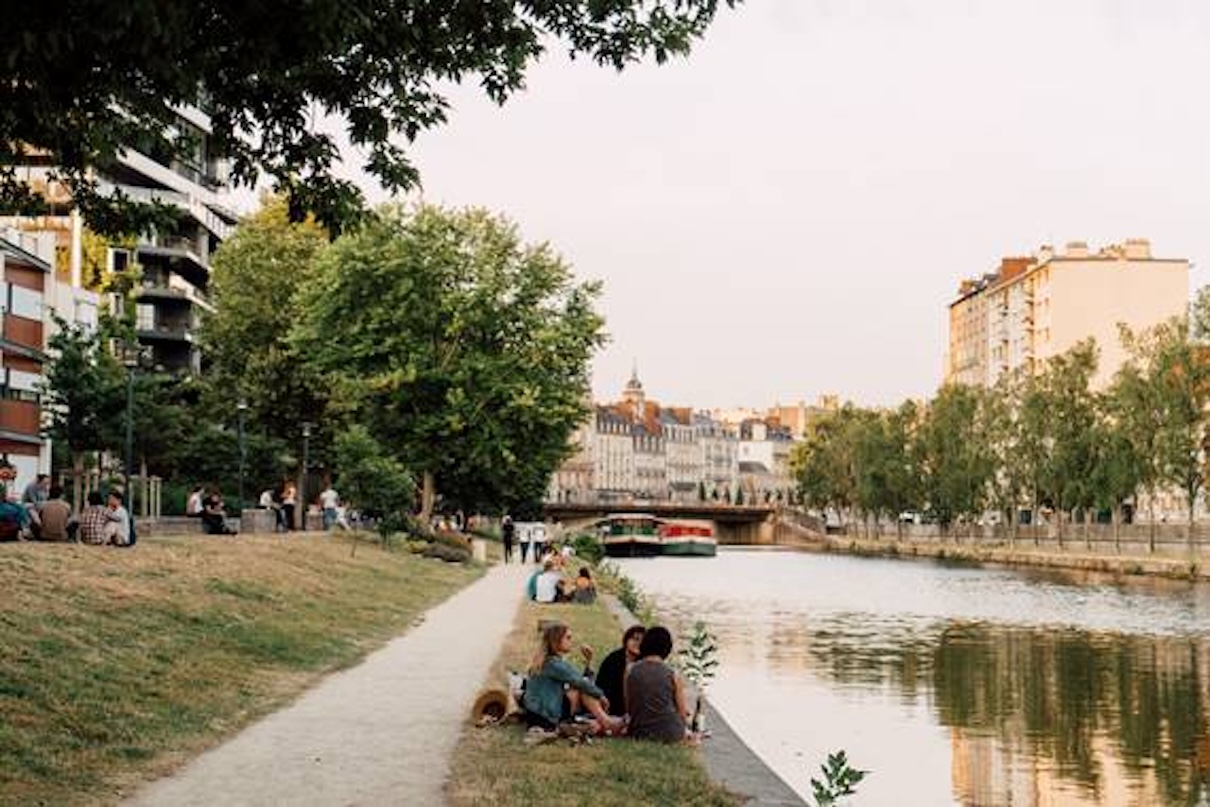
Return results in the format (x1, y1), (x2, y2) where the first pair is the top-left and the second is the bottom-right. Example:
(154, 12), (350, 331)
(420, 470), (436, 522)
(1112, 505), (1121, 553)
(71, 451), (85, 512)
(1149, 492), (1157, 553)
(1188, 491), (1197, 554)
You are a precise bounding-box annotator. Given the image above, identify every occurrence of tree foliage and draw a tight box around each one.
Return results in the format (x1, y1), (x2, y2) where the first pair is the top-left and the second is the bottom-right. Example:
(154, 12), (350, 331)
(332, 424), (415, 542)
(2, 1), (737, 234)
(200, 196), (330, 457)
(291, 204), (605, 516)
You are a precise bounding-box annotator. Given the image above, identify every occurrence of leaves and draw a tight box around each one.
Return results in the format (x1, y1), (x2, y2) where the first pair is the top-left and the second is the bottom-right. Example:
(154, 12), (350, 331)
(810, 750), (867, 807)
(677, 621), (720, 690)
(1, 1), (737, 234)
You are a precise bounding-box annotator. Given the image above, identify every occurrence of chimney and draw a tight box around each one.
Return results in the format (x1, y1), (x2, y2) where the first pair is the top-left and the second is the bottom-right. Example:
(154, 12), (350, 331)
(1037, 244), (1054, 264)
(1064, 240), (1089, 258)
(1123, 238), (1152, 260)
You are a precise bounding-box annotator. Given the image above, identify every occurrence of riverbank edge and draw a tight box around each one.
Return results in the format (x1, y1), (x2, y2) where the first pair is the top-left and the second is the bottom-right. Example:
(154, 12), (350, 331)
(601, 594), (807, 807)
(777, 532), (1208, 581)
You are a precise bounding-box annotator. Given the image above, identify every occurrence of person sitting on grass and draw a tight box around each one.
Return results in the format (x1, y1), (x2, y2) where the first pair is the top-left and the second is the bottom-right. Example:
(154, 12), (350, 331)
(522, 622), (624, 735)
(625, 626), (691, 744)
(596, 624), (645, 717)
(572, 566), (597, 604)
(534, 559), (564, 604)
(201, 490), (237, 535)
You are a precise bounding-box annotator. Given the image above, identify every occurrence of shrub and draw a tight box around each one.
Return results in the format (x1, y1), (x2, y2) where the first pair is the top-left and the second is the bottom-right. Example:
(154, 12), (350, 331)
(422, 543), (471, 563)
(570, 531), (604, 564)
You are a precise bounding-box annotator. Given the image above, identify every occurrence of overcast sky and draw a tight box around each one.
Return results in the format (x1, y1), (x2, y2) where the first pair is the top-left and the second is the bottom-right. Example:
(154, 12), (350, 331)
(247, 0), (1210, 410)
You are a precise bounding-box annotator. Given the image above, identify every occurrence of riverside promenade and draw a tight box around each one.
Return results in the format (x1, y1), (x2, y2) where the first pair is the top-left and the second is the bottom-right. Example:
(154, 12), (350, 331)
(128, 563), (530, 807)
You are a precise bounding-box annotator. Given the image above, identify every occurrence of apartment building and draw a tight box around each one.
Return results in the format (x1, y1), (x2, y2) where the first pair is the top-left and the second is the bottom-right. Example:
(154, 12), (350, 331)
(947, 240), (1189, 388)
(0, 230), (99, 487)
(15, 103), (237, 373)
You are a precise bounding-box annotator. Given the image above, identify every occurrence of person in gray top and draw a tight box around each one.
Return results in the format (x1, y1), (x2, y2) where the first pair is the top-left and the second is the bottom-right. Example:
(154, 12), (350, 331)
(625, 626), (689, 743)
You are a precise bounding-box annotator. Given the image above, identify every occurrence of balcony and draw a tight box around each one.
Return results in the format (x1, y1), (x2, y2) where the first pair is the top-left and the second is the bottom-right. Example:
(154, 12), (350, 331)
(137, 321), (195, 343)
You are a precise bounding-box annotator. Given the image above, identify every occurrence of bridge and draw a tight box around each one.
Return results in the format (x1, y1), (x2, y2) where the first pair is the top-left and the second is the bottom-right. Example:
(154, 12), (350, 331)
(543, 501), (784, 545)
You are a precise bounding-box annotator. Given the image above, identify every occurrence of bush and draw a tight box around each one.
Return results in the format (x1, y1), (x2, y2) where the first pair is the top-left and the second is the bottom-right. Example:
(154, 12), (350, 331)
(422, 543), (471, 563)
(434, 530), (471, 551)
(570, 531), (604, 564)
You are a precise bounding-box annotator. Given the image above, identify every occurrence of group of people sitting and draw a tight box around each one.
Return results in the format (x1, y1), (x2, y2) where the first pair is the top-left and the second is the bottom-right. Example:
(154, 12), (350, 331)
(0, 470), (134, 546)
(526, 561), (597, 605)
(519, 622), (694, 744)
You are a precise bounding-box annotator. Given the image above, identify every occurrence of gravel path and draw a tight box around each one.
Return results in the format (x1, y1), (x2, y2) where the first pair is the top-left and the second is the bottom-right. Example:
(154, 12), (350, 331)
(127, 563), (529, 807)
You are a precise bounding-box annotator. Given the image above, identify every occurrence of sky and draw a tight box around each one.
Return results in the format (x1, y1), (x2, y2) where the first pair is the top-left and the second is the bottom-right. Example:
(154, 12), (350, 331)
(232, 0), (1210, 410)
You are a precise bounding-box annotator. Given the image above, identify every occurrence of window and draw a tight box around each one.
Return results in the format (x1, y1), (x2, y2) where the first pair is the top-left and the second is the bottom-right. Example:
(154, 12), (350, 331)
(136, 304), (156, 331)
(8, 284), (41, 319)
(8, 370), (39, 393)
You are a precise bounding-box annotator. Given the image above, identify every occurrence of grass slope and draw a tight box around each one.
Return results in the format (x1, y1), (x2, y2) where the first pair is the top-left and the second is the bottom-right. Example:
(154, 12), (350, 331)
(0, 533), (480, 805)
(449, 599), (740, 807)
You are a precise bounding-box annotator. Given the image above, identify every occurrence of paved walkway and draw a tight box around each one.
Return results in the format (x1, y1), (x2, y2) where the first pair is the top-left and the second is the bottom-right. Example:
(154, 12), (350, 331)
(128, 563), (530, 807)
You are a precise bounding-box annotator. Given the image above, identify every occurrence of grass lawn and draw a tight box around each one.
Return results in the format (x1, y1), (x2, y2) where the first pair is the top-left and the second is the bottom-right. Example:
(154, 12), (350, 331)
(448, 598), (741, 807)
(0, 532), (481, 805)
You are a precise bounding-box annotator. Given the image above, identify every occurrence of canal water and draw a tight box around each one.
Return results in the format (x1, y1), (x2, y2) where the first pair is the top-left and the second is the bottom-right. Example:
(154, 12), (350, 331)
(616, 549), (1210, 806)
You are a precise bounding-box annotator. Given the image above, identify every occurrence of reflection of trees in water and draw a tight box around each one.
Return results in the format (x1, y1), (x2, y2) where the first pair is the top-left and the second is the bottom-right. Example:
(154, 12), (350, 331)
(796, 619), (1210, 804)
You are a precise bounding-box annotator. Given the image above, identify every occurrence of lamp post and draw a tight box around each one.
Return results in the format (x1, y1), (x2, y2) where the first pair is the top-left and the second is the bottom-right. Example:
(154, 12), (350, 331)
(301, 421), (313, 532)
(122, 349), (138, 501)
(237, 398), (248, 514)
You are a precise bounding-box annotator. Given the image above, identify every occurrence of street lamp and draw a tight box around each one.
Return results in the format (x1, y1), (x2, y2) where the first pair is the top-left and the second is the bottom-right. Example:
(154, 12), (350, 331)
(122, 348), (138, 502)
(237, 398), (248, 514)
(301, 421), (313, 532)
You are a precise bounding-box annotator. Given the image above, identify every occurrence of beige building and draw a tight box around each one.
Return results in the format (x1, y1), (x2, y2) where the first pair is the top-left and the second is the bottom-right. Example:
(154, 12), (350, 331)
(946, 239), (1189, 389)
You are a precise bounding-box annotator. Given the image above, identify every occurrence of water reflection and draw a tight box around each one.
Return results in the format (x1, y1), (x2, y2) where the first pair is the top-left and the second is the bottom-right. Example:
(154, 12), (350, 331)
(618, 551), (1210, 806)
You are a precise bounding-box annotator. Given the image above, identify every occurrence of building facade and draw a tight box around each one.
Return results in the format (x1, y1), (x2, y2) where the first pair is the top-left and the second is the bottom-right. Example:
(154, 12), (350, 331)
(947, 240), (1189, 389)
(16, 103), (237, 374)
(0, 230), (99, 489)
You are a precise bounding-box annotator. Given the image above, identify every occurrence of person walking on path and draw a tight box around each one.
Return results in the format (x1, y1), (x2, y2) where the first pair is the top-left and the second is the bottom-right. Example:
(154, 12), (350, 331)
(127, 563), (531, 807)
(319, 483), (340, 531)
(501, 515), (515, 563)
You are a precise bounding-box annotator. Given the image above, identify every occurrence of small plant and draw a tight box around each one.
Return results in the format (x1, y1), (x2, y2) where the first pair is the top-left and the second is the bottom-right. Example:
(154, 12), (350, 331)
(677, 621), (719, 733)
(810, 750), (867, 806)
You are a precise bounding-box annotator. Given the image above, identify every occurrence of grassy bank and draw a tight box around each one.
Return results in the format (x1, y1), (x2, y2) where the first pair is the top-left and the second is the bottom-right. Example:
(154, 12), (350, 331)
(0, 533), (480, 805)
(448, 598), (739, 807)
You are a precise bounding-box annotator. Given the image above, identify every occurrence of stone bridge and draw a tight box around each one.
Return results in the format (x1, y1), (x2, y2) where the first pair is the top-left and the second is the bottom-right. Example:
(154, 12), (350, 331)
(543, 501), (787, 545)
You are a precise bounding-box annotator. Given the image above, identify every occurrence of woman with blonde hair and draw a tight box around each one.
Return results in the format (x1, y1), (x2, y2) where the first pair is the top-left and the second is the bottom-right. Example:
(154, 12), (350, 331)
(522, 622), (624, 734)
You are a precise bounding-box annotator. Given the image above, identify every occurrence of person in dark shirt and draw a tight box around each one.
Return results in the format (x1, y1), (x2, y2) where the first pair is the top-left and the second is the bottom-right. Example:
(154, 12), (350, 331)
(625, 626), (689, 743)
(595, 624), (644, 717)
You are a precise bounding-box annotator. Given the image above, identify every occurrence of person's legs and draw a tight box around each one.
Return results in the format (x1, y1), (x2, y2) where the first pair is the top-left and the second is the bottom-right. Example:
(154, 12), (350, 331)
(323, 508), (335, 530)
(504, 539), (513, 563)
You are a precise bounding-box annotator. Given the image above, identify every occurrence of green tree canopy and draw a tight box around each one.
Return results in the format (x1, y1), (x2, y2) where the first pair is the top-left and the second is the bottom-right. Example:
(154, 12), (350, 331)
(200, 197), (330, 454)
(291, 204), (605, 516)
(3, 1), (736, 234)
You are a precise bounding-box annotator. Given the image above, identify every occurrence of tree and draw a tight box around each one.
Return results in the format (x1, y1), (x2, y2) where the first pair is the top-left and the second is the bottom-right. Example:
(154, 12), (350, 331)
(1116, 317), (1210, 549)
(916, 384), (993, 536)
(291, 205), (605, 519)
(40, 318), (124, 505)
(3, 2), (737, 235)
(1040, 341), (1100, 545)
(200, 197), (330, 466)
(332, 424), (415, 547)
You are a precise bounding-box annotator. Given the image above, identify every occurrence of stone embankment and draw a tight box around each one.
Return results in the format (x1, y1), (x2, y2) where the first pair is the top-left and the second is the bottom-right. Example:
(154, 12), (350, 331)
(778, 525), (1209, 581)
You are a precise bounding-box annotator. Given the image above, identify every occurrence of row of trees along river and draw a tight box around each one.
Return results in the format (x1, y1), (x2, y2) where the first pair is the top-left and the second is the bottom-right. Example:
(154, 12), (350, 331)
(791, 290), (1210, 550)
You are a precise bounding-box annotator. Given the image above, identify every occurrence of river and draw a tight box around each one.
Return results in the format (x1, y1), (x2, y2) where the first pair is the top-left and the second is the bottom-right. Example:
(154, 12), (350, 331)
(615, 548), (1210, 806)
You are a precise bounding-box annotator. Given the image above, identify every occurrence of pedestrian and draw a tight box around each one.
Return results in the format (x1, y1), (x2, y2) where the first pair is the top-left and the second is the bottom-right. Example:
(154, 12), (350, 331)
(501, 514), (515, 563)
(281, 482), (297, 531)
(319, 482), (340, 531)
(519, 523), (531, 564)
